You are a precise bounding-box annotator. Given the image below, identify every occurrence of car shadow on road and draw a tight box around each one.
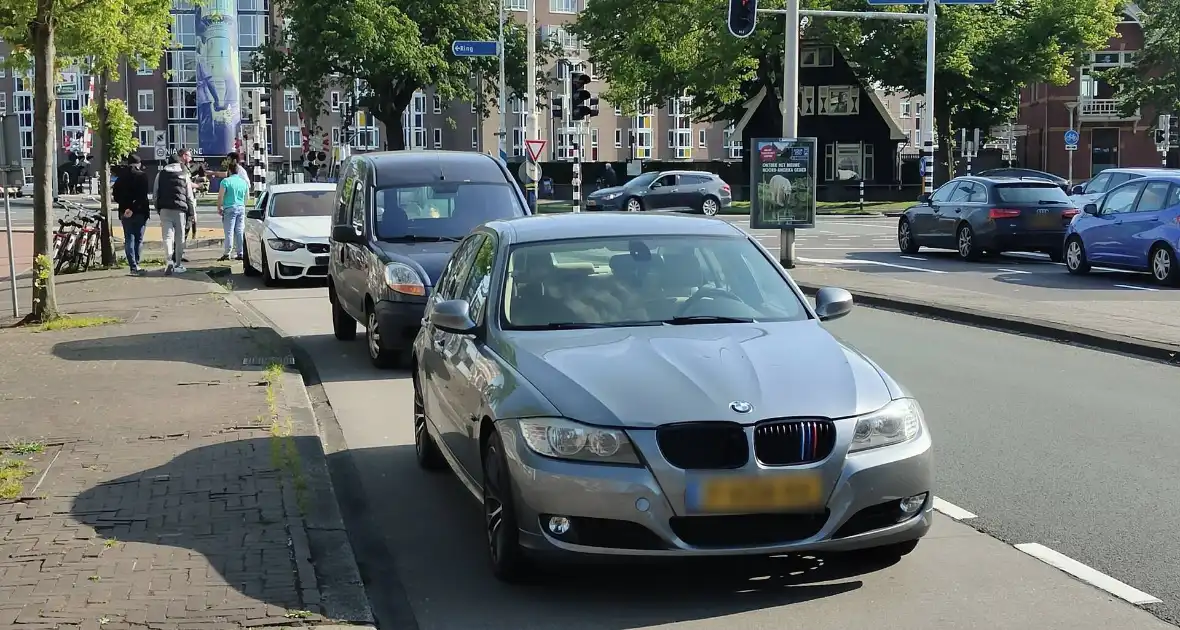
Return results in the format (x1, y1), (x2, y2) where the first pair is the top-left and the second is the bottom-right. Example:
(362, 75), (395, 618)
(288, 332), (410, 384)
(50, 325), (289, 370)
(68, 436), (320, 620)
(332, 442), (889, 630)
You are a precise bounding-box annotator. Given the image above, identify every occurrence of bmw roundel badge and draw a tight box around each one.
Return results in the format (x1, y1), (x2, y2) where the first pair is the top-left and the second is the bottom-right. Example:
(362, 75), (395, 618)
(729, 400), (753, 414)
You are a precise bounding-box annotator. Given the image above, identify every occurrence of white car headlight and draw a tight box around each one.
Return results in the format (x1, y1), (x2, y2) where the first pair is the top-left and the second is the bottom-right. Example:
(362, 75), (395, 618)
(602, 191), (623, 200)
(267, 237), (304, 252)
(849, 398), (924, 453)
(518, 417), (641, 465)
(383, 262), (426, 296)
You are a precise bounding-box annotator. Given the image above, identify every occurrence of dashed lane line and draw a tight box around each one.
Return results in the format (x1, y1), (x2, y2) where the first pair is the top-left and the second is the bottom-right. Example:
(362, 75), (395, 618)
(933, 497), (977, 520)
(1015, 543), (1163, 606)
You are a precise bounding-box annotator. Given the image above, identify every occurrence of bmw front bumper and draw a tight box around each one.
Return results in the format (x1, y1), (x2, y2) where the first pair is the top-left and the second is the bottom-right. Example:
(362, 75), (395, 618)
(498, 418), (933, 558)
(268, 242), (331, 279)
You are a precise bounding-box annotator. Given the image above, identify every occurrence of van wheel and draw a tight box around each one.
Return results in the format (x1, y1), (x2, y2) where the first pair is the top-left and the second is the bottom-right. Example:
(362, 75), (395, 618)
(331, 288), (357, 341)
(366, 304), (399, 369)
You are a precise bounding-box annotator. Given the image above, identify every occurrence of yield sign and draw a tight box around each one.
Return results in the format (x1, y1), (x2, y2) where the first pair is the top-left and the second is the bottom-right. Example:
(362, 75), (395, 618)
(525, 139), (546, 162)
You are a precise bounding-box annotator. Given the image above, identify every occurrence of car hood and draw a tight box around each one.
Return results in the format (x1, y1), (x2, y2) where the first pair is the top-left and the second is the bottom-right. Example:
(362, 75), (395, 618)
(505, 320), (895, 428)
(375, 240), (459, 284)
(266, 216), (331, 241)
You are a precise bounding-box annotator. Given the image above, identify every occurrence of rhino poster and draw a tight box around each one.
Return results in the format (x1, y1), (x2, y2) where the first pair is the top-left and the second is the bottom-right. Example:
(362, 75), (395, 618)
(749, 138), (817, 230)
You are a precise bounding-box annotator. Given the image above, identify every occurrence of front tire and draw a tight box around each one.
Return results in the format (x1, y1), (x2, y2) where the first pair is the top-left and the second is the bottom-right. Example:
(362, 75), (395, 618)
(261, 249), (279, 287)
(365, 304), (399, 369)
(898, 219), (919, 254)
(243, 245), (259, 276)
(700, 196), (720, 216)
(1150, 244), (1178, 286)
(483, 429), (531, 582)
(331, 288), (357, 341)
(413, 374), (446, 471)
(1064, 236), (1090, 275)
(625, 197), (643, 212)
(956, 224), (980, 261)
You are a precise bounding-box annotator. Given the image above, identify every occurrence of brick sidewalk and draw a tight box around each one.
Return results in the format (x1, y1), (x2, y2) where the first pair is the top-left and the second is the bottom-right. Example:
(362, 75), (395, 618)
(0, 230), (33, 281)
(0, 261), (371, 628)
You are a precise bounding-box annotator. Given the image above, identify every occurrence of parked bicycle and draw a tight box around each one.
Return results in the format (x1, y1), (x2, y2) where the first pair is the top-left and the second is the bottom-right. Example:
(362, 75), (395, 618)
(52, 198), (104, 274)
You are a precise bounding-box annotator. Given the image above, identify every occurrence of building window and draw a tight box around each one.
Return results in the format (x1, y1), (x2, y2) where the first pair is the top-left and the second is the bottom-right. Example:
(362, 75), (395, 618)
(137, 90), (155, 112)
(549, 0), (578, 13)
(471, 127), (479, 149)
(331, 127), (340, 146)
(670, 97), (691, 159)
(238, 0), (265, 10)
(614, 105), (622, 116)
(283, 90), (297, 113)
(512, 127), (524, 156)
(634, 110), (653, 160)
(470, 100), (477, 114)
(60, 97), (83, 129)
(168, 87), (197, 119)
(818, 85), (859, 116)
(433, 128), (443, 148)
(900, 99), (911, 118)
(432, 95), (442, 114)
(554, 131), (576, 160)
(136, 57), (152, 75)
(800, 46), (835, 67)
(352, 127), (379, 149)
(863, 143), (875, 181)
(137, 126), (155, 147)
(15, 93), (33, 159)
(171, 14), (196, 47)
(543, 25), (578, 51)
(284, 126), (302, 148)
(167, 50), (196, 83)
(238, 15), (268, 48)
(0, 58), (5, 78)
(402, 90), (427, 149)
(825, 142), (869, 181)
(724, 124), (742, 159)
(589, 128), (598, 161)
(330, 91), (340, 111)
(168, 123), (199, 151)
(240, 57), (259, 84)
(614, 128), (622, 148)
(506, 0), (526, 8)
(698, 129), (707, 148)
(0, 93), (6, 116)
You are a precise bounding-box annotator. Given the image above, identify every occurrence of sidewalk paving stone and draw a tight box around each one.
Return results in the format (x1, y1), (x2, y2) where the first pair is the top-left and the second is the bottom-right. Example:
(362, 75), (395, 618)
(0, 253), (373, 629)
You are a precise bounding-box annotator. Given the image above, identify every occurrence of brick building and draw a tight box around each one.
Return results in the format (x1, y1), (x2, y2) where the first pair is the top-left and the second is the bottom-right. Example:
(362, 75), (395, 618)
(1016, 3), (1174, 183)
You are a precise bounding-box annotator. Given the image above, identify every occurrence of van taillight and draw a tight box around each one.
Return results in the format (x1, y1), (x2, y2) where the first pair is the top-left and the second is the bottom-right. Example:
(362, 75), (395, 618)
(988, 208), (1021, 219)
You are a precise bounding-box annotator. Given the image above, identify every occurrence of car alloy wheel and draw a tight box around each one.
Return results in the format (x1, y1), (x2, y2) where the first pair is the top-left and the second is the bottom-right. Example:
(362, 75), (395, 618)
(626, 198), (642, 212)
(957, 225), (977, 261)
(701, 198), (719, 216)
(898, 220), (919, 254)
(483, 430), (528, 582)
(1152, 246), (1175, 284)
(413, 375), (446, 470)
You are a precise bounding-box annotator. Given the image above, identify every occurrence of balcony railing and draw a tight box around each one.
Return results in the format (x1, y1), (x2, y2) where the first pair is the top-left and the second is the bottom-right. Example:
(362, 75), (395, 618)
(1077, 98), (1140, 120)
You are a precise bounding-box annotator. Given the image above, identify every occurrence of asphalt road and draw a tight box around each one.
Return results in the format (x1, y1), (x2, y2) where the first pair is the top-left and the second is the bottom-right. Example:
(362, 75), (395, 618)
(1, 195), (224, 230)
(229, 272), (1175, 630)
(723, 216), (1180, 301)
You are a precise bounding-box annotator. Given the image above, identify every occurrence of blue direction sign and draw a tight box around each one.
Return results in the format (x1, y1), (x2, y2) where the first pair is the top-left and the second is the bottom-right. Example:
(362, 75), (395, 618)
(452, 40), (499, 57)
(1064, 129), (1080, 146)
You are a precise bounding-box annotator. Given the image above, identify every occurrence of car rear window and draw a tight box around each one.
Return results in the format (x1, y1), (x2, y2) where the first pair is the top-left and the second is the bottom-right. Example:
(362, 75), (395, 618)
(994, 183), (1071, 204)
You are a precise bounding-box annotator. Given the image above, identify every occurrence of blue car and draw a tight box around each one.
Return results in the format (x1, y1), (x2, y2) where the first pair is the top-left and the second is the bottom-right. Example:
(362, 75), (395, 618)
(1064, 174), (1180, 286)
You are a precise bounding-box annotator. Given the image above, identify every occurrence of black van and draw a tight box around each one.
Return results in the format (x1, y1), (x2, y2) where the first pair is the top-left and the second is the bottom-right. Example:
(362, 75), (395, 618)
(328, 151), (530, 368)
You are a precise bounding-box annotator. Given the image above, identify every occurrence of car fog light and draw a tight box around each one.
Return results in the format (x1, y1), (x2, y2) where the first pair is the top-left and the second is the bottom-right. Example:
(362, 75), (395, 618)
(899, 493), (927, 516)
(547, 516), (572, 535)
(635, 498), (650, 512)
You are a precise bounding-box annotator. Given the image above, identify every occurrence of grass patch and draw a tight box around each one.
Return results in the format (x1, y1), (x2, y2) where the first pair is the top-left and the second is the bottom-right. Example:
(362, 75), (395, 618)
(4, 440), (44, 455)
(37, 315), (120, 332)
(0, 459), (34, 501)
(262, 363), (308, 514)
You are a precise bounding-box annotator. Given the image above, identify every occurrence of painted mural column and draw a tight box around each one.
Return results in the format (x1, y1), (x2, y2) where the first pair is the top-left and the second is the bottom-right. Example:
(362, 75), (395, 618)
(195, 0), (241, 158)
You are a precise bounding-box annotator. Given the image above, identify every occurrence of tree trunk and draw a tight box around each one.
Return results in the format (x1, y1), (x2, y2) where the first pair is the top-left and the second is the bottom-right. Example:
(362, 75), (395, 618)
(96, 69), (114, 266)
(29, 14), (59, 323)
(380, 113), (407, 151)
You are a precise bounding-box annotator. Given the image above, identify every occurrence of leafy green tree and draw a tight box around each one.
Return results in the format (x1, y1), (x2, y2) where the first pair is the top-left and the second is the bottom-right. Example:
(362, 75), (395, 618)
(257, 0), (558, 151)
(1104, 1), (1180, 120)
(82, 99), (139, 162)
(572, 0), (1118, 181)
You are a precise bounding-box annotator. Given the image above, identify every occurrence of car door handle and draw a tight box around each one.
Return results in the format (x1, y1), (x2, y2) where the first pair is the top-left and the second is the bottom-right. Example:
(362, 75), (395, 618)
(697, 188), (707, 192)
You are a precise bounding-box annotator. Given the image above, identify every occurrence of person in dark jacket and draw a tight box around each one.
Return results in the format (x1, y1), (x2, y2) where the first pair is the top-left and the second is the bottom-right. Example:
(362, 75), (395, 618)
(111, 154), (152, 274)
(153, 149), (197, 275)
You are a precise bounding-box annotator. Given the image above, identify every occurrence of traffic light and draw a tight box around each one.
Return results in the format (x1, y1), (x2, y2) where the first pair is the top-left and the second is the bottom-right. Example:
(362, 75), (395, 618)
(1154, 128), (1167, 145)
(551, 96), (564, 119)
(727, 0), (758, 38)
(243, 90), (257, 122)
(570, 73), (598, 121)
(258, 91), (271, 118)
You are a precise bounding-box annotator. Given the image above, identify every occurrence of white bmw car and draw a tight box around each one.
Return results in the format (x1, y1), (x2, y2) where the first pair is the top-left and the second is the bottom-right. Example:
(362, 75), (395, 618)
(243, 183), (336, 285)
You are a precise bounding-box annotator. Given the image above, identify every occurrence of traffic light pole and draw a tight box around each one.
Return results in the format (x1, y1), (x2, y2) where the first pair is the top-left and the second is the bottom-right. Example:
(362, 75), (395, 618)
(779, 0), (800, 268)
(525, 0), (538, 212)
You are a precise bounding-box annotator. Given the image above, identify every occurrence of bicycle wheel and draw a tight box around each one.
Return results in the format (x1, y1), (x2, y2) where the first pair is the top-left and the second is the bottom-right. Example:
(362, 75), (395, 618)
(78, 233), (97, 271)
(55, 235), (76, 274)
(68, 233), (90, 273)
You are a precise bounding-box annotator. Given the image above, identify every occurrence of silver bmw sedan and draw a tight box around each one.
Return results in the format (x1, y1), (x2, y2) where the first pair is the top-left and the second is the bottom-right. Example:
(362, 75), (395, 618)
(411, 212), (933, 582)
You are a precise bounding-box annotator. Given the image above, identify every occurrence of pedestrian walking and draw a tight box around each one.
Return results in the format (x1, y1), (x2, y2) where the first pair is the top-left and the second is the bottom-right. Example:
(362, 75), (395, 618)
(111, 154), (151, 274)
(217, 168), (249, 261)
(153, 149), (197, 275)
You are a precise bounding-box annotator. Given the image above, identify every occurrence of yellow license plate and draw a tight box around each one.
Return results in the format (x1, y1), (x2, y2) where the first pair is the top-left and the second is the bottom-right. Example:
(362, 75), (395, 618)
(689, 475), (823, 513)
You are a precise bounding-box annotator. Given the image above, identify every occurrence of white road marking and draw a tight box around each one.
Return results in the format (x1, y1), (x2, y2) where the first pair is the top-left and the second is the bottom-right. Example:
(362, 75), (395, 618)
(1113, 284), (1158, 291)
(1014, 543), (1162, 605)
(795, 247), (897, 251)
(800, 257), (946, 273)
(900, 255), (926, 261)
(933, 497), (977, 520)
(995, 268), (1030, 274)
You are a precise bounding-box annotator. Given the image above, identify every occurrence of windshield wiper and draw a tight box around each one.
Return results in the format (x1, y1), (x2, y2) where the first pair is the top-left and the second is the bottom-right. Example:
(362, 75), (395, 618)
(512, 321), (661, 330)
(663, 315), (755, 325)
(378, 235), (463, 243)
(1037, 200), (1068, 204)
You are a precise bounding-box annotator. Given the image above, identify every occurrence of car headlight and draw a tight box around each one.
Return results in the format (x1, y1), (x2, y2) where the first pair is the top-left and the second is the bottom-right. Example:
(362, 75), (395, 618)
(518, 417), (641, 465)
(849, 398), (924, 453)
(267, 237), (304, 252)
(383, 262), (426, 296)
(602, 192), (622, 200)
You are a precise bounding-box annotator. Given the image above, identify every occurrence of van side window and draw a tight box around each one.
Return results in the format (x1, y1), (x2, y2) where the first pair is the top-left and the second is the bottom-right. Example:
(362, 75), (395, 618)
(349, 180), (366, 231)
(335, 162), (354, 225)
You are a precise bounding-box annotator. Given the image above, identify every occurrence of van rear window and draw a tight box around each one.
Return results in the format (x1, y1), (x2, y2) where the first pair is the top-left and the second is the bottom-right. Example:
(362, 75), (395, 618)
(995, 183), (1071, 204)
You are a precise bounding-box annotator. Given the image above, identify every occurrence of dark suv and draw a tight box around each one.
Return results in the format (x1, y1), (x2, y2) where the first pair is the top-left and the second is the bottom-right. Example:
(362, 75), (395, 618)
(584, 170), (733, 215)
(328, 151), (530, 368)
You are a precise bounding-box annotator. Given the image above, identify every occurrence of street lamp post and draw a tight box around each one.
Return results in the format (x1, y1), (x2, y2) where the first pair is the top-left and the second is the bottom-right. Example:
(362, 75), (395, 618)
(1065, 101), (1077, 186)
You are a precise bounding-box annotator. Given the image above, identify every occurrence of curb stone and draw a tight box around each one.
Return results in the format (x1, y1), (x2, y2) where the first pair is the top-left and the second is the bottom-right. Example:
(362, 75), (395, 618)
(209, 278), (378, 628)
(794, 281), (1180, 366)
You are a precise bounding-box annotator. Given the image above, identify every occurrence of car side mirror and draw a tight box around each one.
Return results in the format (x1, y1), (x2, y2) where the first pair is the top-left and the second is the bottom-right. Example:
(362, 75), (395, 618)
(430, 299), (477, 334)
(246, 209), (263, 220)
(1083, 203), (1098, 215)
(917, 192), (931, 204)
(1071, 184), (1086, 195)
(651, 181), (663, 189)
(332, 224), (362, 243)
(814, 287), (854, 322)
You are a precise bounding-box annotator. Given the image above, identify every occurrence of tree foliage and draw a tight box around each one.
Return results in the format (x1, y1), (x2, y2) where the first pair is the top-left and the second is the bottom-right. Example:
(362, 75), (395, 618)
(83, 98), (139, 163)
(1105, 1), (1180, 118)
(573, 0), (1118, 177)
(257, 0), (559, 150)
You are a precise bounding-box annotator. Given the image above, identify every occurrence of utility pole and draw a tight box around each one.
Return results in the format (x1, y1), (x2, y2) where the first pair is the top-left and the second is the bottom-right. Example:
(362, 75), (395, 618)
(779, 0), (800, 269)
(922, 0), (936, 196)
(525, 0), (538, 211)
(497, 0), (507, 165)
